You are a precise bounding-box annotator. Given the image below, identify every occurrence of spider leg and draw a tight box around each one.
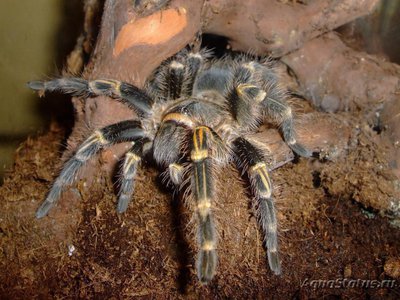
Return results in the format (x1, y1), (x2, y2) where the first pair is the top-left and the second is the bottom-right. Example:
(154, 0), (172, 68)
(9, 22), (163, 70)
(153, 116), (218, 283)
(226, 63), (264, 129)
(181, 52), (204, 97)
(153, 121), (188, 167)
(260, 92), (311, 157)
(233, 136), (281, 275)
(36, 120), (146, 218)
(154, 60), (185, 100)
(117, 138), (149, 213)
(151, 50), (206, 101)
(168, 162), (185, 186)
(190, 126), (217, 283)
(227, 63), (312, 157)
(28, 78), (153, 117)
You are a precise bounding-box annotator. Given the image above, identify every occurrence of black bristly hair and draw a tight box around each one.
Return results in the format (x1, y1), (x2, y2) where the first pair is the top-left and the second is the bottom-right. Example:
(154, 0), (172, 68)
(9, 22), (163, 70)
(29, 48), (313, 284)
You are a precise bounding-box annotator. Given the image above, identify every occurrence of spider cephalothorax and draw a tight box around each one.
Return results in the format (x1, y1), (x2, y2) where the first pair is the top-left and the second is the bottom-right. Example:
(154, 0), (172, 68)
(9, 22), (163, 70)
(28, 49), (311, 283)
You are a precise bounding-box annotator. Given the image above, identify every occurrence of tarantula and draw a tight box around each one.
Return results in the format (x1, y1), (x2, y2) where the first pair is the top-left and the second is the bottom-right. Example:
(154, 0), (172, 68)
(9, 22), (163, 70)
(28, 49), (311, 283)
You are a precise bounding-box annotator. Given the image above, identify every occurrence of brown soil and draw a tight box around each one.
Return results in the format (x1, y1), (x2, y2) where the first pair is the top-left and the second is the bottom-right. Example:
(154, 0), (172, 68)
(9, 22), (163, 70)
(1, 109), (399, 298)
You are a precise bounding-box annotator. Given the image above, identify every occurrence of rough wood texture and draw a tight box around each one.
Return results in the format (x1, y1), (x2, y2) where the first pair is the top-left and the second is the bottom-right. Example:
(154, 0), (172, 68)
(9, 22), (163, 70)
(283, 32), (400, 113)
(203, 0), (380, 56)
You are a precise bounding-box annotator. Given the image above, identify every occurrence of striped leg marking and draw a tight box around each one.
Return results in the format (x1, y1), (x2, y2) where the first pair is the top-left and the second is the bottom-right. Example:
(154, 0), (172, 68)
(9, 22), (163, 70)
(233, 137), (281, 275)
(261, 95), (311, 157)
(249, 162), (281, 275)
(117, 139), (147, 213)
(191, 126), (217, 283)
(227, 64), (254, 125)
(28, 78), (153, 117)
(36, 121), (145, 218)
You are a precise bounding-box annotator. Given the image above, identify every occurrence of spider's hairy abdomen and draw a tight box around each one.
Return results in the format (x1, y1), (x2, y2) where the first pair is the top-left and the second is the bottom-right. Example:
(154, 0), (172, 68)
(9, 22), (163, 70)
(29, 48), (313, 284)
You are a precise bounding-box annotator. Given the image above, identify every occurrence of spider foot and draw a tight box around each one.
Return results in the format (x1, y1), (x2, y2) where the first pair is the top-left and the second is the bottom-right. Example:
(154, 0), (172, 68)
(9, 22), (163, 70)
(197, 248), (217, 284)
(288, 141), (312, 157)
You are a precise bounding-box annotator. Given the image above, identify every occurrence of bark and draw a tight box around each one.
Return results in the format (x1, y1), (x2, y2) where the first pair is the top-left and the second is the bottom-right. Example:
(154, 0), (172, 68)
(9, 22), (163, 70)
(282, 32), (400, 113)
(203, 0), (380, 56)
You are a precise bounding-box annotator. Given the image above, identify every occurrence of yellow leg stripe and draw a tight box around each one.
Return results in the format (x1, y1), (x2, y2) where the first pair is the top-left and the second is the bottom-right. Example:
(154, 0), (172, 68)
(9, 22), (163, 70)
(258, 167), (272, 197)
(125, 152), (140, 162)
(250, 162), (266, 172)
(202, 162), (207, 200)
(192, 127), (213, 212)
(197, 199), (211, 218)
(250, 162), (272, 198)
(162, 112), (195, 128)
(197, 200), (211, 210)
(194, 163), (200, 198)
(236, 83), (257, 96)
(75, 131), (108, 161)
(123, 152), (140, 175)
(89, 79), (121, 96)
(193, 126), (212, 151)
(191, 126), (212, 161)
(202, 240), (215, 251)
(191, 149), (209, 161)
(193, 127), (204, 153)
(75, 139), (96, 160)
(193, 128), (199, 152)
(236, 83), (266, 103)
(95, 130), (108, 145)
(196, 125), (211, 131)
(193, 161), (209, 199)
(79, 131), (108, 152)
